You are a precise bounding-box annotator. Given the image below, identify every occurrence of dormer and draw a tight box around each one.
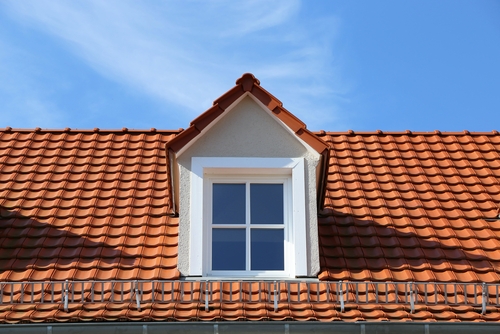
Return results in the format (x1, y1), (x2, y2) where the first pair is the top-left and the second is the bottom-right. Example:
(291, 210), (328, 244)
(166, 73), (329, 278)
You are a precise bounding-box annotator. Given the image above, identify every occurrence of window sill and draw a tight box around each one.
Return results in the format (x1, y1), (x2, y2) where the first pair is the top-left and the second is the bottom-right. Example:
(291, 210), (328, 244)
(181, 276), (320, 282)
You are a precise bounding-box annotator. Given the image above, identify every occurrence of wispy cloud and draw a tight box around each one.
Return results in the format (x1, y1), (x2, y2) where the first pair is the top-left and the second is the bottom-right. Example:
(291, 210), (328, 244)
(1, 0), (345, 129)
(0, 40), (66, 128)
(204, 0), (301, 37)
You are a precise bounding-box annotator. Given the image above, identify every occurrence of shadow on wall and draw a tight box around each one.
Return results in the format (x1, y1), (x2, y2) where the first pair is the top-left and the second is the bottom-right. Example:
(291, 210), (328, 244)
(0, 207), (136, 281)
(317, 208), (497, 283)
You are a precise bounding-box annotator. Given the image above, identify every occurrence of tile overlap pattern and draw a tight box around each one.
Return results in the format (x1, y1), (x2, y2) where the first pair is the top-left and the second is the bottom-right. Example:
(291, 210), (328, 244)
(2, 129), (500, 323)
(317, 131), (500, 284)
(0, 129), (180, 284)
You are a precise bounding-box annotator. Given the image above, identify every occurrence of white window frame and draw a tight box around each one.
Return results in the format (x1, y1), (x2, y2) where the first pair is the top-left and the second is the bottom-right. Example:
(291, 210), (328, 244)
(206, 176), (291, 277)
(190, 157), (307, 278)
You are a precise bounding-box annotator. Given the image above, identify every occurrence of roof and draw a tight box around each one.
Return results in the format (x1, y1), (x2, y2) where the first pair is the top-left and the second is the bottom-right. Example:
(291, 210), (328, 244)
(2, 128), (500, 323)
(318, 130), (500, 284)
(1, 72), (500, 324)
(165, 73), (329, 155)
(0, 128), (181, 283)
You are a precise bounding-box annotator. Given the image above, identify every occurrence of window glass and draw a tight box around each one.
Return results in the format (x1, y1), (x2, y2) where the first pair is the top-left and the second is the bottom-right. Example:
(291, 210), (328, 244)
(210, 181), (286, 274)
(212, 229), (245, 270)
(213, 183), (245, 225)
(251, 229), (284, 270)
(250, 183), (283, 225)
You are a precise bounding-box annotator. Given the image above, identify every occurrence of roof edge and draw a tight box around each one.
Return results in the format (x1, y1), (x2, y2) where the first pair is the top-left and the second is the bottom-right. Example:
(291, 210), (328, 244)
(0, 127), (181, 134)
(165, 73), (329, 155)
(313, 129), (500, 136)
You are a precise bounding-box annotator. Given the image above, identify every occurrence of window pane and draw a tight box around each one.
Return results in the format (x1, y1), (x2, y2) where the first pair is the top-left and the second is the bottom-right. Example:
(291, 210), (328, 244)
(251, 229), (284, 270)
(212, 229), (246, 270)
(213, 183), (245, 225)
(250, 184), (283, 225)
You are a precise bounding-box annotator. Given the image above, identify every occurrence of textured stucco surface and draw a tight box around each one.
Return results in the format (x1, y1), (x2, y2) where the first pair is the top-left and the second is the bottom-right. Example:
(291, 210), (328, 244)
(177, 96), (320, 276)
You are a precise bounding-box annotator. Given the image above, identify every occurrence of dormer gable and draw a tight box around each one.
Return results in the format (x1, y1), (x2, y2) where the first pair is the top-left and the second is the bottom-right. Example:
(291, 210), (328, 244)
(166, 73), (328, 155)
(166, 74), (329, 278)
(166, 73), (329, 215)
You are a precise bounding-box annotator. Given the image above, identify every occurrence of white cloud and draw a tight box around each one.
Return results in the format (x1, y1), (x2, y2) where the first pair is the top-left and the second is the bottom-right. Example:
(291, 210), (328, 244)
(0, 40), (66, 128)
(1, 0), (345, 130)
(205, 0), (301, 36)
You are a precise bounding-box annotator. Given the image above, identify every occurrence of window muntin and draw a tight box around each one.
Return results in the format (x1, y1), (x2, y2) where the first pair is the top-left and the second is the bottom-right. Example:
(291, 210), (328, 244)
(206, 177), (290, 276)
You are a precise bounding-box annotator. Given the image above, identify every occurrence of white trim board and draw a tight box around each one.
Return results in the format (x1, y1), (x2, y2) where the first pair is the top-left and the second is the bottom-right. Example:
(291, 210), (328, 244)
(189, 157), (308, 277)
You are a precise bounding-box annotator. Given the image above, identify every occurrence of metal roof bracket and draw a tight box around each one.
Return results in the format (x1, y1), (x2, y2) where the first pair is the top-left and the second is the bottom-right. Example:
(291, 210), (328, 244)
(410, 282), (415, 314)
(339, 281), (345, 313)
(135, 281), (141, 311)
(482, 282), (487, 315)
(273, 281), (278, 312)
(205, 281), (209, 312)
(63, 280), (69, 313)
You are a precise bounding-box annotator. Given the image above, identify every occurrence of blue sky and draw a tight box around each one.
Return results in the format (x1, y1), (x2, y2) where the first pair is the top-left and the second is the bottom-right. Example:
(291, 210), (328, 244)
(0, 0), (499, 132)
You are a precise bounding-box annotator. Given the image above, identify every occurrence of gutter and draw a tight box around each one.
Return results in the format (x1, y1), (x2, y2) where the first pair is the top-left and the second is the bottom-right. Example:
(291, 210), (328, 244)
(3, 321), (500, 334)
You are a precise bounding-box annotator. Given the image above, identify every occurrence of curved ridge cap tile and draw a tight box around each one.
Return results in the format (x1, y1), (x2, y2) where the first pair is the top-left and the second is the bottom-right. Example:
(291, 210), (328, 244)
(189, 104), (225, 133)
(165, 126), (200, 153)
(296, 127), (329, 153)
(212, 84), (245, 110)
(235, 72), (260, 90)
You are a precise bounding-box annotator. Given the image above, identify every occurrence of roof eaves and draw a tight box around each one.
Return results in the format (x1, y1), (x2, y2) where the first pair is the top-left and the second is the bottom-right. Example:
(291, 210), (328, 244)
(5, 321), (498, 332)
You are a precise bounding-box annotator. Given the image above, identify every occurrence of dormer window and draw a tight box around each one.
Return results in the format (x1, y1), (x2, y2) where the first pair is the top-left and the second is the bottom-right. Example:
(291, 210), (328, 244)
(189, 157), (307, 278)
(165, 74), (329, 279)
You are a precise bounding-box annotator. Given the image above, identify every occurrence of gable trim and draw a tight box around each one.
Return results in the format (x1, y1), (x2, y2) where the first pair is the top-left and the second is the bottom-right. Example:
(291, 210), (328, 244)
(176, 93), (321, 158)
(165, 73), (329, 156)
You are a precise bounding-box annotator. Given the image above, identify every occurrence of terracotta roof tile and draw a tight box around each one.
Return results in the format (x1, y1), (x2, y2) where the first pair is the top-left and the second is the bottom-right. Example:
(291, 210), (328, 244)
(3, 125), (500, 323)
(0, 129), (180, 290)
(319, 131), (500, 289)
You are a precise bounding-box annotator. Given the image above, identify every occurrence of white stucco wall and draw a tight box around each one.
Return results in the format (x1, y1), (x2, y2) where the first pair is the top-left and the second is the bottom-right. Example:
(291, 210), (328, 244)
(177, 96), (320, 277)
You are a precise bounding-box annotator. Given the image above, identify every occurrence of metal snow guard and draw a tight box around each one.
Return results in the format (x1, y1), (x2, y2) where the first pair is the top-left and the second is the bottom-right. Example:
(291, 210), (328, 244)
(1, 280), (498, 314)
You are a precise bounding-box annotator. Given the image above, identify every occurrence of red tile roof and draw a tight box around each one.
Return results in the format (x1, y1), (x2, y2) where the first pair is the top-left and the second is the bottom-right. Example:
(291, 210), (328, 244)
(317, 130), (500, 286)
(1, 128), (500, 323)
(165, 73), (330, 212)
(0, 129), (181, 284)
(1, 74), (500, 324)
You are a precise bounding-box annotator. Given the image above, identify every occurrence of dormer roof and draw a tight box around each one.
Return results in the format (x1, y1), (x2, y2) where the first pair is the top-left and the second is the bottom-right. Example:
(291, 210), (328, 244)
(165, 73), (328, 155)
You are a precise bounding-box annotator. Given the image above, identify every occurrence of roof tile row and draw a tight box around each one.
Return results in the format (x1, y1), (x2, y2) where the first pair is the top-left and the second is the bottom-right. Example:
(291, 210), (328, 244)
(318, 132), (500, 284)
(0, 302), (498, 323)
(2, 129), (500, 322)
(1, 131), (180, 286)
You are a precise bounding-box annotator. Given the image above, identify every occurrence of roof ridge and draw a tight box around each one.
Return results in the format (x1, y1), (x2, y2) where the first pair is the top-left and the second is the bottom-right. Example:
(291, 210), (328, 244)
(3, 128), (498, 136)
(0, 127), (182, 134)
(315, 130), (500, 136)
